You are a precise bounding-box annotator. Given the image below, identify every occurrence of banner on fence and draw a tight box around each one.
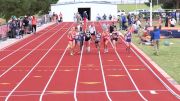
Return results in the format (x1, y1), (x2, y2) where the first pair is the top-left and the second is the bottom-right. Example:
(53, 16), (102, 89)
(0, 25), (8, 38)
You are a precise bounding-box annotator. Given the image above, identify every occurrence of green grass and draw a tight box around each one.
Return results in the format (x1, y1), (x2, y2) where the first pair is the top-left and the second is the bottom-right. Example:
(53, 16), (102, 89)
(117, 4), (161, 12)
(132, 34), (180, 84)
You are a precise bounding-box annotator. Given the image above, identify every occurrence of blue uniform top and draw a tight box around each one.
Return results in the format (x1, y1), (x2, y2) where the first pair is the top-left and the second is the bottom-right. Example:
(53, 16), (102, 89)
(153, 29), (161, 40)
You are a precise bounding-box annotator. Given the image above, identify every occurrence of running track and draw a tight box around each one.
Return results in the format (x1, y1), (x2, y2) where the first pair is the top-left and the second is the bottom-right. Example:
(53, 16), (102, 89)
(0, 22), (179, 101)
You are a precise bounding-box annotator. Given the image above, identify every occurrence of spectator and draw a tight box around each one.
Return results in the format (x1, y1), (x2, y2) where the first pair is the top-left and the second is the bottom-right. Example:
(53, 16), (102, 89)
(121, 14), (127, 30)
(170, 17), (176, 27)
(9, 19), (17, 38)
(22, 16), (29, 34)
(28, 16), (32, 33)
(109, 14), (112, 20)
(96, 13), (101, 21)
(59, 12), (63, 22)
(32, 16), (37, 34)
(165, 15), (169, 27)
(139, 28), (151, 45)
(158, 16), (162, 26)
(103, 14), (107, 20)
(151, 26), (161, 55)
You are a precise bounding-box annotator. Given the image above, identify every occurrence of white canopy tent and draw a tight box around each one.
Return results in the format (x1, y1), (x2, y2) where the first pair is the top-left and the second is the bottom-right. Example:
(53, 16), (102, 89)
(51, 1), (117, 21)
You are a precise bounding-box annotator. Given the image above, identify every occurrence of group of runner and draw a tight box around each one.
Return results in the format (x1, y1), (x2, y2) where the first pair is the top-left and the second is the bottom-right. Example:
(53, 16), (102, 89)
(67, 18), (133, 55)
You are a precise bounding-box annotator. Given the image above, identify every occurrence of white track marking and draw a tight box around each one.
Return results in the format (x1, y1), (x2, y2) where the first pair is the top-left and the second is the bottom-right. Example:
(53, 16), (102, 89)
(39, 46), (68, 101)
(0, 90), (169, 98)
(98, 21), (148, 101)
(0, 23), (68, 78)
(74, 44), (84, 101)
(110, 42), (148, 101)
(120, 37), (180, 99)
(98, 51), (112, 101)
(5, 23), (74, 101)
(0, 23), (62, 61)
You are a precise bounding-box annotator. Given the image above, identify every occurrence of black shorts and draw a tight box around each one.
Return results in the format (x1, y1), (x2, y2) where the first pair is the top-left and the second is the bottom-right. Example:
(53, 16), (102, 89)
(112, 38), (118, 41)
(85, 37), (91, 41)
(126, 39), (131, 42)
(90, 32), (95, 36)
(95, 40), (100, 44)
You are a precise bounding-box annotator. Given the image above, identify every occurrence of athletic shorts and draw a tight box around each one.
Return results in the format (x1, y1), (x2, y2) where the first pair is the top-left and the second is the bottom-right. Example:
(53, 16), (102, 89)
(85, 37), (91, 41)
(126, 39), (131, 42)
(112, 38), (118, 41)
(90, 32), (95, 36)
(95, 40), (100, 44)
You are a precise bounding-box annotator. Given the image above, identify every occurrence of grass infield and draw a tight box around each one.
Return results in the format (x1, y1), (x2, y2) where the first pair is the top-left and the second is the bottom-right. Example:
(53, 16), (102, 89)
(132, 34), (180, 84)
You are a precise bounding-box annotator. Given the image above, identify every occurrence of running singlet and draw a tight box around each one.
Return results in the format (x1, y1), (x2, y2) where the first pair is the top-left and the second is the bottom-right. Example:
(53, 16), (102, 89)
(126, 32), (132, 39)
(95, 33), (101, 42)
(125, 32), (132, 42)
(86, 32), (91, 38)
(85, 32), (91, 41)
(68, 31), (75, 41)
(75, 32), (79, 40)
(103, 33), (109, 40)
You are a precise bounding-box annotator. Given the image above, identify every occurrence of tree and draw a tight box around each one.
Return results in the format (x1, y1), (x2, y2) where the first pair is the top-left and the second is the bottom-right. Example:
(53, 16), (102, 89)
(0, 0), (59, 20)
(146, 0), (180, 9)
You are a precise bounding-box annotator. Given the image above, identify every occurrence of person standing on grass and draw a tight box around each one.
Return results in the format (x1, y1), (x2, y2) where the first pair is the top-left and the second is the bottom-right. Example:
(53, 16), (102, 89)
(165, 15), (169, 27)
(158, 16), (162, 26)
(32, 16), (37, 34)
(170, 17), (176, 27)
(152, 26), (161, 56)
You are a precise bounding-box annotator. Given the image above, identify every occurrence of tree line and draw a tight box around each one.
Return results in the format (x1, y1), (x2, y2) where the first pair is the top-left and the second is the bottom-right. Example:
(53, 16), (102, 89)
(0, 0), (58, 20)
(147, 0), (180, 9)
(0, 0), (179, 21)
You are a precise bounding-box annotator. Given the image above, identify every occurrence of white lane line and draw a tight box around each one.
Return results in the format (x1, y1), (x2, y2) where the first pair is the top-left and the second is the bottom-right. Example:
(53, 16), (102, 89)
(0, 23), (62, 61)
(0, 23), (68, 78)
(74, 44), (85, 101)
(1, 48), (66, 52)
(98, 51), (112, 101)
(111, 42), (148, 101)
(120, 37), (180, 99)
(98, 21), (148, 101)
(0, 90), (169, 98)
(4, 23), (74, 101)
(39, 46), (68, 101)
(0, 89), (169, 93)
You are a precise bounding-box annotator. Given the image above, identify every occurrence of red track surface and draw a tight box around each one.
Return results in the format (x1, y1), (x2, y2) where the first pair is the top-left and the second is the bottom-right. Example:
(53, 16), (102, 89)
(0, 22), (179, 101)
